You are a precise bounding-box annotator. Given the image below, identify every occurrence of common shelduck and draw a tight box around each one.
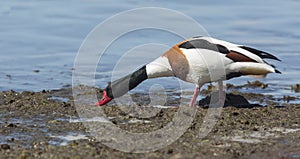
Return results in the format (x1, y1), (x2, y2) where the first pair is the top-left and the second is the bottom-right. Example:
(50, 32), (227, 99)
(96, 36), (281, 106)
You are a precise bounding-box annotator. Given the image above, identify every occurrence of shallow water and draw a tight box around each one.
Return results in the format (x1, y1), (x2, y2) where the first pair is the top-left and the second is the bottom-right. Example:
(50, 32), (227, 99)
(0, 1), (299, 100)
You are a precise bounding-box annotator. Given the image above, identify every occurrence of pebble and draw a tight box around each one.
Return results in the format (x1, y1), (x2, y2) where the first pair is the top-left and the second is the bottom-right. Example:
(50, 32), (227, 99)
(4, 123), (17, 128)
(33, 70), (40, 73)
(1, 144), (10, 150)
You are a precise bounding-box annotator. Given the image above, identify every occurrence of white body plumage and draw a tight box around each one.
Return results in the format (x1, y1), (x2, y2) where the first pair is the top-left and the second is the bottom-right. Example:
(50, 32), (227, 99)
(97, 36), (280, 106)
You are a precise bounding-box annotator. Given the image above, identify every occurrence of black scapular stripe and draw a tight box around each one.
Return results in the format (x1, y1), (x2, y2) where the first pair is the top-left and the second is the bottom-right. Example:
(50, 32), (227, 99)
(105, 65), (148, 99)
(179, 39), (230, 54)
(240, 46), (281, 61)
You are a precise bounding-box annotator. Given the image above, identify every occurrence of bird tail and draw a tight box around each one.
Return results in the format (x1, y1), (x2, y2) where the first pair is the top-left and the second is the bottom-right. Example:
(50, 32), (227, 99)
(229, 62), (278, 76)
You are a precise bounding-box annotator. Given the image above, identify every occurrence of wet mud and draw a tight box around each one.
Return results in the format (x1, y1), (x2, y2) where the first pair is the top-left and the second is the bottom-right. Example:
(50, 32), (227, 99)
(0, 83), (299, 159)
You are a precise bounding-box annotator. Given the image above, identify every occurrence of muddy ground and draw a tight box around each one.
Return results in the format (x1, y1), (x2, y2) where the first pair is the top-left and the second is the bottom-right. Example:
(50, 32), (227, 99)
(0, 82), (299, 159)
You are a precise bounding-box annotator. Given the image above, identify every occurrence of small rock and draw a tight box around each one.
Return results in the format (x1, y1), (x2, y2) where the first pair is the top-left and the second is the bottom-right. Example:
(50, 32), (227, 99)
(169, 153), (183, 159)
(8, 99), (15, 104)
(246, 80), (268, 89)
(198, 92), (253, 108)
(167, 149), (174, 154)
(6, 74), (12, 80)
(4, 123), (17, 128)
(283, 96), (296, 103)
(33, 69), (40, 73)
(232, 112), (239, 116)
(48, 120), (60, 124)
(1, 144), (10, 150)
(291, 84), (300, 93)
(7, 138), (14, 142)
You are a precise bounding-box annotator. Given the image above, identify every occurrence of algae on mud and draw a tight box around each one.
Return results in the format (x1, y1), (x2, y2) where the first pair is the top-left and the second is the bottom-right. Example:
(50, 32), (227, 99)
(0, 84), (299, 159)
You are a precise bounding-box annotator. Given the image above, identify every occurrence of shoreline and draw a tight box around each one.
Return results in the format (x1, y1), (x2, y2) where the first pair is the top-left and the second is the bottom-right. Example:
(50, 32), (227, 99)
(0, 85), (299, 159)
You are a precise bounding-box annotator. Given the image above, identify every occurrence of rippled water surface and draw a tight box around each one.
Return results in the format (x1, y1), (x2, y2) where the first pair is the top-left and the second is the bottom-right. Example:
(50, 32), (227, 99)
(0, 0), (299, 99)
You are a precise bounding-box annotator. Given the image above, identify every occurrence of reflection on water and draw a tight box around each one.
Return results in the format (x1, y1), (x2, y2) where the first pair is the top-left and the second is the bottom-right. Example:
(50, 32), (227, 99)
(0, 1), (299, 100)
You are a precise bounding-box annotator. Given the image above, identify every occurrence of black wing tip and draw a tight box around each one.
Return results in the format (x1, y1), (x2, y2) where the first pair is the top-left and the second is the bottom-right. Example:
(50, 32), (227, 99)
(267, 56), (281, 62)
(262, 53), (281, 61)
(275, 69), (282, 74)
(272, 56), (281, 62)
(240, 46), (281, 61)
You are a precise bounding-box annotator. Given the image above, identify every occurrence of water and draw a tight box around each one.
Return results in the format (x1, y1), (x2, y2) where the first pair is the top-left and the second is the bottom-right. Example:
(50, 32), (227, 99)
(0, 0), (299, 100)
(49, 133), (89, 146)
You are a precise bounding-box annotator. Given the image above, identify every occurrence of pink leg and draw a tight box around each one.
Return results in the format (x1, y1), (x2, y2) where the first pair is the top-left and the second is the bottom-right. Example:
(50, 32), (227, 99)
(189, 85), (201, 106)
(218, 81), (225, 105)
